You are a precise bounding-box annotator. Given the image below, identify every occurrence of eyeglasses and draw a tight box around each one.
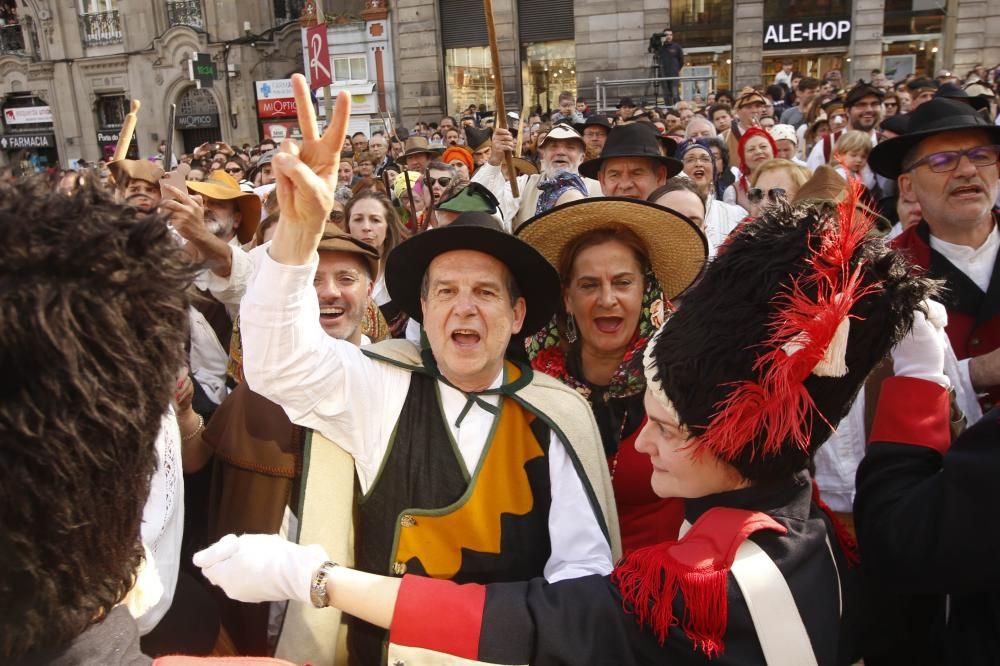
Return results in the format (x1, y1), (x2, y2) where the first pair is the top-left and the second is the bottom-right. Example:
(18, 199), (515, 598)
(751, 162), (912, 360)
(682, 155), (713, 166)
(427, 176), (453, 188)
(884, 101), (898, 107)
(225, 167), (243, 174)
(904, 145), (1000, 174)
(747, 187), (787, 204)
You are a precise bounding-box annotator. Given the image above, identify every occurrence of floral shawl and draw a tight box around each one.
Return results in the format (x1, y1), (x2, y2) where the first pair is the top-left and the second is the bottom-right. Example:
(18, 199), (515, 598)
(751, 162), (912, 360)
(526, 270), (667, 402)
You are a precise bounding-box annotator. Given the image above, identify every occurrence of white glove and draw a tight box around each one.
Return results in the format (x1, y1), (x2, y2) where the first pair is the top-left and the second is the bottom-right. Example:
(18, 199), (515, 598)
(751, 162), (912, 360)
(193, 533), (328, 604)
(891, 299), (951, 389)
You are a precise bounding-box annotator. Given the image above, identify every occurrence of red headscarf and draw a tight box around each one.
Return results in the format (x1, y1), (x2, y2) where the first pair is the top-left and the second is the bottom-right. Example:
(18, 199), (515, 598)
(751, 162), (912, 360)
(737, 127), (779, 191)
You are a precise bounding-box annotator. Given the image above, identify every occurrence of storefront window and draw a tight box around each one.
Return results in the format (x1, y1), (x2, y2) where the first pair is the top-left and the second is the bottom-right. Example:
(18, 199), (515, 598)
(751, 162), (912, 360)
(445, 45), (493, 117)
(762, 53), (846, 81)
(883, 0), (944, 36)
(520, 40), (575, 116)
(669, 0), (733, 48)
(96, 94), (127, 128)
(680, 51), (730, 100)
(882, 38), (940, 81)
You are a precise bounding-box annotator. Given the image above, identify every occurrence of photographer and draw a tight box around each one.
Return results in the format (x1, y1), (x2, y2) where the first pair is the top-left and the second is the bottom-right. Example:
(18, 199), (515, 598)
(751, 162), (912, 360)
(649, 27), (684, 106)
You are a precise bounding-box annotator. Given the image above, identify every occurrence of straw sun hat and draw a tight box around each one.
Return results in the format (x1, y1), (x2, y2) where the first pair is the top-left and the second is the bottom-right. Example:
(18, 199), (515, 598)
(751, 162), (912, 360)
(516, 196), (708, 301)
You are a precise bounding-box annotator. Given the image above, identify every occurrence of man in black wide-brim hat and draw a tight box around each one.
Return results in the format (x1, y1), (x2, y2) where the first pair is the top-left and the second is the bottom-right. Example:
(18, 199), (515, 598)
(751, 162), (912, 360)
(857, 94), (1000, 666)
(221, 74), (619, 665)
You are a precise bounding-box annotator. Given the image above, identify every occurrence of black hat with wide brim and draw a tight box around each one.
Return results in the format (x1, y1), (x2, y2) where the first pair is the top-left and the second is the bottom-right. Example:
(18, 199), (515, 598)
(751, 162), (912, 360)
(385, 211), (560, 335)
(869, 97), (1000, 179)
(935, 82), (991, 112)
(574, 115), (613, 133)
(579, 123), (683, 179)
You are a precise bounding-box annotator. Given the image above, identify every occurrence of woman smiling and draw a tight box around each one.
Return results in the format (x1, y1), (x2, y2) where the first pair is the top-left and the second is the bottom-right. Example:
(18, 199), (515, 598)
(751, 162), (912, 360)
(519, 197), (707, 552)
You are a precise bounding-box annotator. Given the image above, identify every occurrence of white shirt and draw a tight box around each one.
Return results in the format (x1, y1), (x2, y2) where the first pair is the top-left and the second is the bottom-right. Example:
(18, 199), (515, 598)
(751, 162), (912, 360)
(194, 237), (253, 319)
(930, 225), (999, 402)
(135, 407), (185, 634)
(471, 163), (602, 232)
(929, 224), (999, 293)
(704, 197), (746, 257)
(239, 245), (613, 583)
(188, 306), (230, 404)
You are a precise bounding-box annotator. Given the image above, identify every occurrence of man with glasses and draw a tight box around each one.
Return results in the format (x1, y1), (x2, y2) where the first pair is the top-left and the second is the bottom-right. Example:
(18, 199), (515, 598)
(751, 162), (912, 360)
(871, 96), (1000, 422)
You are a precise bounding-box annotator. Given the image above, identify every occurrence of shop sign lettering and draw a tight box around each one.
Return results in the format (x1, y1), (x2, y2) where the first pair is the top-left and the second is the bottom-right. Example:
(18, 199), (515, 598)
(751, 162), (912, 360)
(0, 133), (55, 149)
(764, 18), (852, 50)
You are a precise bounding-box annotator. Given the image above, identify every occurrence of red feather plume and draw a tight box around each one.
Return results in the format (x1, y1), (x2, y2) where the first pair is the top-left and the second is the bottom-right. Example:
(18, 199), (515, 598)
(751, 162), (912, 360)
(698, 179), (880, 462)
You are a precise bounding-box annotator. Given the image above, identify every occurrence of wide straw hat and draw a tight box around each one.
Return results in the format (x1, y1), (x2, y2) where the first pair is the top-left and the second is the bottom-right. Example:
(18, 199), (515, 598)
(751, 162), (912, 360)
(186, 170), (261, 243)
(108, 158), (164, 187)
(385, 211), (560, 335)
(516, 197), (708, 301)
(869, 97), (1000, 179)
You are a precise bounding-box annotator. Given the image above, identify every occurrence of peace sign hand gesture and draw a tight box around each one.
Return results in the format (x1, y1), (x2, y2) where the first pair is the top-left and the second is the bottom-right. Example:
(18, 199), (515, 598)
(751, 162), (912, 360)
(269, 73), (351, 266)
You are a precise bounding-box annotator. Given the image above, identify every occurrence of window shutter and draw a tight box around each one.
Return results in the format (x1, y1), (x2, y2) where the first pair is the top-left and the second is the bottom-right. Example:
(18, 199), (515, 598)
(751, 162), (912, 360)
(517, 0), (574, 43)
(440, 0), (488, 49)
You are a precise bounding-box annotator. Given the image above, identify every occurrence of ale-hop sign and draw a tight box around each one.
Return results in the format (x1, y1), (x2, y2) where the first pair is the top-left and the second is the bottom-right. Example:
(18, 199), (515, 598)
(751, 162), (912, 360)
(763, 18), (852, 50)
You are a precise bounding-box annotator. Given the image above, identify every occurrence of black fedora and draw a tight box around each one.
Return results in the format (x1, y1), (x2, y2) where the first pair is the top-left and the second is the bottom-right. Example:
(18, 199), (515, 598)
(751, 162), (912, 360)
(385, 212), (560, 335)
(574, 115), (613, 134)
(936, 82), (990, 113)
(579, 123), (683, 179)
(869, 98), (1000, 179)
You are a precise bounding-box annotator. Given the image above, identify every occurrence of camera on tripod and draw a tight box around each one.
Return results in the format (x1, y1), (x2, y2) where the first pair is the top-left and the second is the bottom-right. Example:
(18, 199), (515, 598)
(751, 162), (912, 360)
(648, 31), (665, 54)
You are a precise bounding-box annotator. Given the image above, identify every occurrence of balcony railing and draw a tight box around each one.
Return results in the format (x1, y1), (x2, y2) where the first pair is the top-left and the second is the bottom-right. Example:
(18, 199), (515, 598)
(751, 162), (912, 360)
(0, 23), (25, 55)
(80, 10), (122, 46)
(167, 0), (204, 30)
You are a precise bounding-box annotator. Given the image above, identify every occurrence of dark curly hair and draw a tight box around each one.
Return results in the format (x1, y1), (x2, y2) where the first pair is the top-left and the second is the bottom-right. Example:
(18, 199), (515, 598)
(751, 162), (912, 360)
(0, 178), (193, 658)
(649, 198), (935, 483)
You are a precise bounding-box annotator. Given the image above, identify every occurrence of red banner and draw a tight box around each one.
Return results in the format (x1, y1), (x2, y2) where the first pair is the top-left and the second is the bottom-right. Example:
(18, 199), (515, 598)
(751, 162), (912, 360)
(306, 24), (332, 89)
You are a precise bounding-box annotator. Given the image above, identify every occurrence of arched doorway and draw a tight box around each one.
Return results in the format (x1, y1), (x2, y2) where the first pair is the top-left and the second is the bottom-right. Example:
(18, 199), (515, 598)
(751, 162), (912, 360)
(176, 87), (221, 154)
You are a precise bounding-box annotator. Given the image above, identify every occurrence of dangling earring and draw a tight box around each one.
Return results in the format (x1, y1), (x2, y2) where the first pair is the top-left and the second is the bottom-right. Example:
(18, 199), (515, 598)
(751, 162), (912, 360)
(565, 314), (579, 343)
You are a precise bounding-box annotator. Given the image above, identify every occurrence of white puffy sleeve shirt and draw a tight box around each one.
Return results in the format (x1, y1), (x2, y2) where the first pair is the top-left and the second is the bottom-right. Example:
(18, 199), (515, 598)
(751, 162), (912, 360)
(239, 245), (612, 583)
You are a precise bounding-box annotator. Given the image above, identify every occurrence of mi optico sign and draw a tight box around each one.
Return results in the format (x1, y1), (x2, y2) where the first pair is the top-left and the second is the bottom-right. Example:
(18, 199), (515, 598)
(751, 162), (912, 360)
(764, 18), (852, 50)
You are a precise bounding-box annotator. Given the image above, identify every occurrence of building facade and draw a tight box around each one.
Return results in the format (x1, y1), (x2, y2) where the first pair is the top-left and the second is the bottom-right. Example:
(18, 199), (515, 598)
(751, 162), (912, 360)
(1, 0), (998, 167)
(0, 0), (310, 170)
(392, 0), (1000, 125)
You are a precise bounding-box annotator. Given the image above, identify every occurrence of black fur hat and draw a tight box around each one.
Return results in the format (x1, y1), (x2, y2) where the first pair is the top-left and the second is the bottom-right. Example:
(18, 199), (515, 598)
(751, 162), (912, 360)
(643, 192), (934, 483)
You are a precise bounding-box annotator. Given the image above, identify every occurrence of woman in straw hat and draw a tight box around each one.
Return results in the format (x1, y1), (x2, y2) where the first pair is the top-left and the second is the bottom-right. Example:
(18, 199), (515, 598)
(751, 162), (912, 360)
(198, 185), (936, 665)
(519, 197), (707, 553)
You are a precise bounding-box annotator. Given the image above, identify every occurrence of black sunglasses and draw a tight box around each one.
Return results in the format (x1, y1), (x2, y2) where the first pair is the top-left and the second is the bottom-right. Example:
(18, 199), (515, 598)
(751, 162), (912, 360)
(427, 176), (453, 188)
(225, 167), (243, 174)
(747, 187), (787, 205)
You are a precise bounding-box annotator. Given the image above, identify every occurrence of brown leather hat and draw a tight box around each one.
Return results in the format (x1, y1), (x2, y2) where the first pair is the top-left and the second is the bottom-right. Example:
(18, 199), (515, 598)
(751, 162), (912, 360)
(317, 224), (380, 278)
(108, 159), (164, 187)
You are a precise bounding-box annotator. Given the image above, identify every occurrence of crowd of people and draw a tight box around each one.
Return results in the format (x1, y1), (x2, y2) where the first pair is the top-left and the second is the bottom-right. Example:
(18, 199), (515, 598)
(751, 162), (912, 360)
(4, 60), (1000, 666)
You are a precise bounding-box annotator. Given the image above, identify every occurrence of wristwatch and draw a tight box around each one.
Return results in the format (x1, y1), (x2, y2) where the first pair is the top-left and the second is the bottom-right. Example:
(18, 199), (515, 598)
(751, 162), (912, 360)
(310, 561), (339, 608)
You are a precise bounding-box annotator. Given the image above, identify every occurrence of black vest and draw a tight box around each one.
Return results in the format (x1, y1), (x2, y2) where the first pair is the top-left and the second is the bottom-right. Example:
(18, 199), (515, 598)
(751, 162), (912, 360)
(348, 369), (553, 665)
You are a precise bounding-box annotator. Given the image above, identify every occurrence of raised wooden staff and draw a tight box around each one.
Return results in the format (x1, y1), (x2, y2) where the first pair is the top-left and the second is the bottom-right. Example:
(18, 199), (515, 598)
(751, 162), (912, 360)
(381, 110), (419, 231)
(483, 0), (518, 197)
(112, 99), (141, 162)
(515, 101), (529, 159)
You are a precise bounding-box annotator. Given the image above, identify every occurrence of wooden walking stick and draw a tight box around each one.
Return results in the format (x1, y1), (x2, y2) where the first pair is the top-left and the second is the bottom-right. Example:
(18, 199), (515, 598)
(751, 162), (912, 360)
(483, 0), (519, 197)
(113, 99), (141, 162)
(515, 101), (529, 159)
(402, 168), (421, 233)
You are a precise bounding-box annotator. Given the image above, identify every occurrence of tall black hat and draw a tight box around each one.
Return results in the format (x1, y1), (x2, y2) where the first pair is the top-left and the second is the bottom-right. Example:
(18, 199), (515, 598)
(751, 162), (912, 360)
(643, 189), (933, 483)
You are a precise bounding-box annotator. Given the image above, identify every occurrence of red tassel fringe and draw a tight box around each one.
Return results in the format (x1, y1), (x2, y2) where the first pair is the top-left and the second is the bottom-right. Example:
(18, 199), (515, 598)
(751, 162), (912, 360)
(612, 544), (729, 658)
(811, 480), (860, 567)
(699, 179), (879, 464)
